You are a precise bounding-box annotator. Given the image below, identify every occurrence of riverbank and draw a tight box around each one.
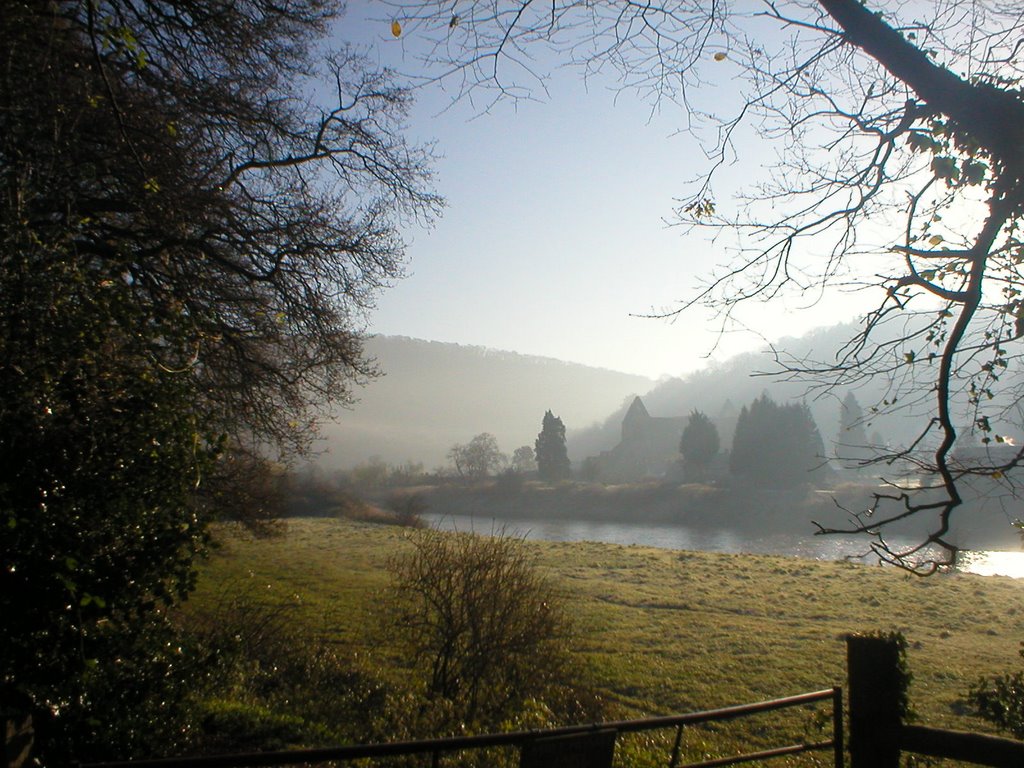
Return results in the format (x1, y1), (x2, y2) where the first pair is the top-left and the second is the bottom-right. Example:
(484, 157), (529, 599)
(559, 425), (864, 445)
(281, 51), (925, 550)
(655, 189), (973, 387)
(374, 479), (1022, 550)
(421, 510), (1024, 577)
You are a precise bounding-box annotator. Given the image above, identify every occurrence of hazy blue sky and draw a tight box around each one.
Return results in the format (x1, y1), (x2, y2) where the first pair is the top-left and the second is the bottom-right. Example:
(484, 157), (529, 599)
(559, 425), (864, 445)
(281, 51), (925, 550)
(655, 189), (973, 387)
(342, 8), (867, 379)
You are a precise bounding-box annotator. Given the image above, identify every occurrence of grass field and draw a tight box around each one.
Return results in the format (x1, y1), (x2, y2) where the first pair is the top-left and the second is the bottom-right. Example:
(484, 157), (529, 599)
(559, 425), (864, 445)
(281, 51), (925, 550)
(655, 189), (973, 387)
(186, 517), (1024, 764)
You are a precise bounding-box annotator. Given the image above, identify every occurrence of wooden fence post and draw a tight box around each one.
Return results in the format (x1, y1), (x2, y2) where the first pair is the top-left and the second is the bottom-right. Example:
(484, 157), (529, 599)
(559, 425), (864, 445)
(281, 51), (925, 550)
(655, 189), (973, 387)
(846, 633), (907, 768)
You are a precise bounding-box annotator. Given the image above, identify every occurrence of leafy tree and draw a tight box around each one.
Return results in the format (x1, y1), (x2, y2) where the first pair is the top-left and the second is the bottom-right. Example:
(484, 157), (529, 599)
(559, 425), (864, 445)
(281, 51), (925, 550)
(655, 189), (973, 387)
(836, 392), (872, 466)
(349, 457), (393, 489)
(511, 445), (537, 474)
(447, 433), (507, 478)
(679, 410), (720, 480)
(1, 0), (437, 759)
(0, 256), (219, 762)
(535, 410), (571, 481)
(387, 528), (593, 730)
(730, 395), (827, 488)
(395, 0), (1024, 569)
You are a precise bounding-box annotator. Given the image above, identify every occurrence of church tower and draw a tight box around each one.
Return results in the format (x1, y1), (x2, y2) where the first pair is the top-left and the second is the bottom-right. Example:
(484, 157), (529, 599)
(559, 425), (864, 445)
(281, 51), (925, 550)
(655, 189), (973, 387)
(622, 396), (651, 443)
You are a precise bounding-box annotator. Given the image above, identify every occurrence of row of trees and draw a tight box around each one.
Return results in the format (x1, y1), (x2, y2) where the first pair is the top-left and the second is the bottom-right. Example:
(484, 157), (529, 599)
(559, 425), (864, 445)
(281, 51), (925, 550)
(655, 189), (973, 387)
(446, 410), (572, 481)
(680, 395), (833, 487)
(729, 397), (829, 486)
(444, 397), (866, 488)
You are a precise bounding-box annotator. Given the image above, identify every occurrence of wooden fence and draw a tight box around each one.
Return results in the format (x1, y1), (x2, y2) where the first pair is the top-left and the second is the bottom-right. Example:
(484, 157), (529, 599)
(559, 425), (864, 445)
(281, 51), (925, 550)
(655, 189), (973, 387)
(29, 634), (1024, 768)
(74, 689), (842, 768)
(847, 633), (1024, 767)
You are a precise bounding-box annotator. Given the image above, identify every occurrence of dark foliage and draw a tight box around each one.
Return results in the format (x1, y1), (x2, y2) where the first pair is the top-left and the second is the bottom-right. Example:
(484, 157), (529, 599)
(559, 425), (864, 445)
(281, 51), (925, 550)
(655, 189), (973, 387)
(1, 0), (437, 760)
(679, 410), (720, 476)
(969, 643), (1024, 739)
(0, 238), (218, 762)
(729, 395), (828, 487)
(535, 410), (571, 482)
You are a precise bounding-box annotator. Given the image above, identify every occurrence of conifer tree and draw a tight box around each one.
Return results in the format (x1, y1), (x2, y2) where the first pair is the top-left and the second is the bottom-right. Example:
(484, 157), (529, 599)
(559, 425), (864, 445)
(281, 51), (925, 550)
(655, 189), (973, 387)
(535, 411), (571, 481)
(730, 395), (826, 487)
(679, 410), (720, 480)
(836, 392), (872, 465)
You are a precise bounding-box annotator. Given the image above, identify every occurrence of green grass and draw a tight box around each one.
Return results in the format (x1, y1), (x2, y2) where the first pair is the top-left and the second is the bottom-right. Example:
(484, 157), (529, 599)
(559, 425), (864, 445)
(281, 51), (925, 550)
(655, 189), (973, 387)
(186, 518), (1024, 764)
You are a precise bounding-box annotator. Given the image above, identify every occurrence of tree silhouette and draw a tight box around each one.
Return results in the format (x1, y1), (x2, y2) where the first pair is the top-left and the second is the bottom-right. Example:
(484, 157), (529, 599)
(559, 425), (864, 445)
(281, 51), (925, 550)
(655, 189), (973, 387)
(1, 1), (438, 757)
(730, 395), (827, 488)
(511, 445), (537, 474)
(535, 410), (571, 481)
(836, 392), (872, 466)
(679, 410), (720, 481)
(448, 433), (507, 478)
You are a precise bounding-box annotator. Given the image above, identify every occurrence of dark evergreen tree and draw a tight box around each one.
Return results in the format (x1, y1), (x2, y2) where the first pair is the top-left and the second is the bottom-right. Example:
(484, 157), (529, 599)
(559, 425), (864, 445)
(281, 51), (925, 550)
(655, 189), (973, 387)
(679, 410), (720, 480)
(535, 411), (571, 481)
(836, 391), (871, 465)
(729, 394), (827, 487)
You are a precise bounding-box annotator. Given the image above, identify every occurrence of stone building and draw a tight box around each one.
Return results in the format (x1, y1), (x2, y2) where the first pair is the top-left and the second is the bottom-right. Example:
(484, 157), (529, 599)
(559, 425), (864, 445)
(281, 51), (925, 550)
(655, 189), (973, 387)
(593, 397), (688, 482)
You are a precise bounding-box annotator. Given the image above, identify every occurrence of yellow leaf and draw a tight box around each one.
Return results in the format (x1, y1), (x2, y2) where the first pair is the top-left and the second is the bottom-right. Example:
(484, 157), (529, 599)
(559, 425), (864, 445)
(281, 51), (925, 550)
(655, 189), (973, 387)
(713, 52), (727, 61)
(928, 234), (943, 245)
(993, 470), (1004, 479)
(391, 20), (402, 38)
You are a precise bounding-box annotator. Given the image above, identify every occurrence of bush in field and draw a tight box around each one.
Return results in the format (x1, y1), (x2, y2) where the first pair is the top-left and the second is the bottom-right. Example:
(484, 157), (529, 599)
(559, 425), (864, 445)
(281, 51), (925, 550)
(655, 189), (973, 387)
(969, 644), (1024, 738)
(387, 528), (600, 731)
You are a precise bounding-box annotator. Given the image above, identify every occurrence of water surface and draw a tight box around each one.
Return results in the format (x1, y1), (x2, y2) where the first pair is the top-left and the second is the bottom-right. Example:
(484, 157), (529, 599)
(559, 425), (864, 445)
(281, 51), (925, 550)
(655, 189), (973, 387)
(423, 512), (1024, 578)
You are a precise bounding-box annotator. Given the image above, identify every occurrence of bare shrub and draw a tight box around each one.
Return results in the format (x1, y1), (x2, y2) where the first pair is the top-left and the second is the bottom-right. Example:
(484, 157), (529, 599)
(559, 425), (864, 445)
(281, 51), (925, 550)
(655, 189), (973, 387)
(386, 493), (429, 527)
(387, 528), (599, 731)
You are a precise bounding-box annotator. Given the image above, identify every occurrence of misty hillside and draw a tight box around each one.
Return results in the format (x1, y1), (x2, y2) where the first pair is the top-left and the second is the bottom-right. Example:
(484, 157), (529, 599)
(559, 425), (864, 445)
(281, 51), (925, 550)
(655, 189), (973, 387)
(318, 324), (1007, 472)
(314, 336), (654, 469)
(568, 323), (928, 461)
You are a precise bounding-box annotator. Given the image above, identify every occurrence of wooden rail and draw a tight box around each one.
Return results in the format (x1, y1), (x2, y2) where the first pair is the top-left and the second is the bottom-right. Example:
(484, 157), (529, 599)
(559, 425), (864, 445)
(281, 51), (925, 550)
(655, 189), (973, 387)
(901, 724), (1024, 767)
(76, 688), (843, 768)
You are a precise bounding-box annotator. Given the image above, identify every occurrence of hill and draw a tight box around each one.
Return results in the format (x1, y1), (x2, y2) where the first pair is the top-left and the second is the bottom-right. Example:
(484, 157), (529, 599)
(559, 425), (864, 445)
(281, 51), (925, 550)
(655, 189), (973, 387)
(568, 323), (927, 461)
(317, 324), (1022, 476)
(314, 336), (654, 469)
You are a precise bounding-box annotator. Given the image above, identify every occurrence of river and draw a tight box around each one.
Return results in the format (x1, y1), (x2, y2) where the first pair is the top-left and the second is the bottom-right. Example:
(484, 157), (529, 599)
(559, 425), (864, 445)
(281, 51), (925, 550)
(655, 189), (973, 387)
(422, 512), (1024, 578)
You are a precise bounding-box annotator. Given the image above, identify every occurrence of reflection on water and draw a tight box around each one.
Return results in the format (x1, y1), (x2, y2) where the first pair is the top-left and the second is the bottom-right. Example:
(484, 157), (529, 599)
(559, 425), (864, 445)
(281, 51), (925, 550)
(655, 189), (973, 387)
(957, 550), (1024, 578)
(423, 513), (1024, 578)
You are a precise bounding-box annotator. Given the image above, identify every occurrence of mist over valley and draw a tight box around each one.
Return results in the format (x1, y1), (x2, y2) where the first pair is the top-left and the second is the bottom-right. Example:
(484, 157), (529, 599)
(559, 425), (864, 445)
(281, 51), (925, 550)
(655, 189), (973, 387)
(314, 335), (656, 470)
(305, 326), (1024, 556)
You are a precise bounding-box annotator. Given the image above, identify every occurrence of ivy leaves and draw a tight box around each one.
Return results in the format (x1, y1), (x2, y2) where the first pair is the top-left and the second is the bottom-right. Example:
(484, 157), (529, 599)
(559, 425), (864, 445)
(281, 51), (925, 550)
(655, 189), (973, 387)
(906, 118), (991, 188)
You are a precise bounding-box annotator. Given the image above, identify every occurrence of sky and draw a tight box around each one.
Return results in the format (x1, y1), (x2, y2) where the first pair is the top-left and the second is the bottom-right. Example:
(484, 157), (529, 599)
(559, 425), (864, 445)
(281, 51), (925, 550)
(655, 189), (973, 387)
(340, 7), (869, 380)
